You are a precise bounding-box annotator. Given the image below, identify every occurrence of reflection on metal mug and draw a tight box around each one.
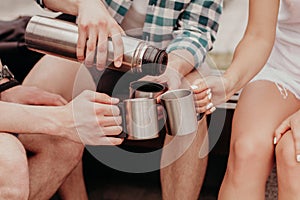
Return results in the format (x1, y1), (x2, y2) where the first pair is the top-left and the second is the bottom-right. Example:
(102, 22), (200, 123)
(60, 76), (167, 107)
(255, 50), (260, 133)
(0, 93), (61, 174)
(122, 98), (160, 140)
(160, 89), (198, 136)
(129, 80), (166, 99)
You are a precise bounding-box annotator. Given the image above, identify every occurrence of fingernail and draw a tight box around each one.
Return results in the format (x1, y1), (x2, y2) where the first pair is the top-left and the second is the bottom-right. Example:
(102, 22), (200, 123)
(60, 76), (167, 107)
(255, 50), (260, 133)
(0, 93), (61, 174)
(207, 92), (212, 100)
(191, 85), (198, 90)
(114, 61), (122, 68)
(206, 88), (212, 95)
(111, 97), (119, 104)
(206, 102), (214, 110)
(297, 154), (300, 163)
(209, 106), (216, 113)
(273, 137), (277, 145)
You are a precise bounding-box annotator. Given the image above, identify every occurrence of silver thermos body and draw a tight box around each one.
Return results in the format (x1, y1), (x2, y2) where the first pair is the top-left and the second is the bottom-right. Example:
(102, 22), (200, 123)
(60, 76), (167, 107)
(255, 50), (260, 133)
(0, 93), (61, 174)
(25, 15), (167, 75)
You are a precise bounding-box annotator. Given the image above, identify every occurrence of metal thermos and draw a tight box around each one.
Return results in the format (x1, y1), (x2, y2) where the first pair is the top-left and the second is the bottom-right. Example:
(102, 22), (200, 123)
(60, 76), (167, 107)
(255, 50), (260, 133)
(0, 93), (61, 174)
(25, 15), (168, 75)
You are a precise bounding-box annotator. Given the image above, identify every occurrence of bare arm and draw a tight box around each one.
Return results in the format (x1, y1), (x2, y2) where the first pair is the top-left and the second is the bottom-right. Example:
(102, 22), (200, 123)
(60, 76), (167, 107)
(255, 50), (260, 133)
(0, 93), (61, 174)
(41, 0), (79, 15)
(223, 0), (280, 96)
(0, 91), (123, 145)
(191, 0), (280, 114)
(0, 101), (63, 135)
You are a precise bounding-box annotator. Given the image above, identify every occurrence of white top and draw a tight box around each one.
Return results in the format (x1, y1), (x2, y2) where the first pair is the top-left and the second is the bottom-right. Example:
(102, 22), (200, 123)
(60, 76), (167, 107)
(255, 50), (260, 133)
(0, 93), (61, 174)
(252, 0), (300, 99)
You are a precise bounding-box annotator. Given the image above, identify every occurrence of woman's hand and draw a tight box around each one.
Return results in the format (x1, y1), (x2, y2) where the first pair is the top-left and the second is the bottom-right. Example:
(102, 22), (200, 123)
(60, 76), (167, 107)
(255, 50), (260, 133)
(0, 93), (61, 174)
(191, 75), (231, 114)
(76, 0), (124, 70)
(61, 90), (123, 146)
(274, 110), (300, 162)
(1, 85), (68, 106)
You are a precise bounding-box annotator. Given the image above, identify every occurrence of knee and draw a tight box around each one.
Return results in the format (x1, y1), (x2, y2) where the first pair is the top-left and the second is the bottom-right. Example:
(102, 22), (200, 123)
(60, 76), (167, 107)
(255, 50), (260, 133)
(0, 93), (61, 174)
(0, 187), (29, 200)
(0, 134), (29, 200)
(229, 136), (268, 171)
(276, 139), (298, 170)
(43, 137), (84, 165)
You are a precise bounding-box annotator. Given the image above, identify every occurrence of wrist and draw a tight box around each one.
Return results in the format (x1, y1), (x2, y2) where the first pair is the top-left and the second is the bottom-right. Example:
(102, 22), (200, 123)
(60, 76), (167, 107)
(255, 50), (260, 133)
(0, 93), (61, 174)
(50, 105), (76, 140)
(223, 72), (238, 97)
(34, 106), (70, 138)
(167, 50), (194, 76)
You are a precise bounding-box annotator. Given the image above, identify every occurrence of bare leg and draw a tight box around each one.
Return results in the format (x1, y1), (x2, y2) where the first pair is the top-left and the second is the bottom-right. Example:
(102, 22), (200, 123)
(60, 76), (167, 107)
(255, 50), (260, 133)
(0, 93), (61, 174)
(0, 133), (29, 200)
(160, 70), (209, 200)
(161, 117), (208, 200)
(23, 56), (95, 199)
(276, 130), (300, 200)
(18, 134), (84, 200)
(58, 161), (88, 200)
(218, 81), (300, 200)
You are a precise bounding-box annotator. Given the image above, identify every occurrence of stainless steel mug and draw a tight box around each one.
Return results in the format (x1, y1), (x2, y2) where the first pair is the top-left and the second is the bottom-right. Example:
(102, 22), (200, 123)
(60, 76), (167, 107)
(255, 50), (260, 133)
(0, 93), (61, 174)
(160, 89), (198, 136)
(129, 80), (166, 99)
(122, 98), (159, 140)
(25, 15), (167, 75)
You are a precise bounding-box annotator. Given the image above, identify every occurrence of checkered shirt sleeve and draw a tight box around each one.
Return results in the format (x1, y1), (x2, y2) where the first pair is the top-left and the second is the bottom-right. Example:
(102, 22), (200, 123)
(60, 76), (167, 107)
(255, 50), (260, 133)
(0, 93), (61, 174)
(166, 0), (222, 68)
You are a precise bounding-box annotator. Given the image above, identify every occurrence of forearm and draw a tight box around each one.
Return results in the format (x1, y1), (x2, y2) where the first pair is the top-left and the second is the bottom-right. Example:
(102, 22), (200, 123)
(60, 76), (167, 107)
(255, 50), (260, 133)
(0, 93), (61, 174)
(223, 0), (279, 97)
(0, 101), (64, 136)
(223, 34), (275, 96)
(167, 50), (195, 77)
(42, 0), (80, 15)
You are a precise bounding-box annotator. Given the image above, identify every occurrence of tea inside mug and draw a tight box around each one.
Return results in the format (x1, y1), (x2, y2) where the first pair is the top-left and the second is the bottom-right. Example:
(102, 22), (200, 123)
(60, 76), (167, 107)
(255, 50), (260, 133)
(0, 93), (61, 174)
(131, 81), (164, 92)
(129, 80), (165, 98)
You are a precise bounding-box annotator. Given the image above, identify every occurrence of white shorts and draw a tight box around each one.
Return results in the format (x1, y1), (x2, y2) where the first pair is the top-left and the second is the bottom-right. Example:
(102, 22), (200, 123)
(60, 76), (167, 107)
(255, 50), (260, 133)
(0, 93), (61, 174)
(250, 64), (300, 100)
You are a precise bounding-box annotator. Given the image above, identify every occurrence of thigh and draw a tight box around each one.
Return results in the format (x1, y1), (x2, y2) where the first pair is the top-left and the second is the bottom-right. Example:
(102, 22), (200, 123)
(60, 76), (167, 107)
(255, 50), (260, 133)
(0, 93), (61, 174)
(231, 80), (300, 153)
(0, 133), (29, 185)
(23, 55), (95, 101)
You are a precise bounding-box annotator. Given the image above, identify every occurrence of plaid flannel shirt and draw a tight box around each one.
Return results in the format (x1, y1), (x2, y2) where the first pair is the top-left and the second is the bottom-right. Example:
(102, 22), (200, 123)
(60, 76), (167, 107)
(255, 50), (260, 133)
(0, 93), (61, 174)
(36, 0), (222, 68)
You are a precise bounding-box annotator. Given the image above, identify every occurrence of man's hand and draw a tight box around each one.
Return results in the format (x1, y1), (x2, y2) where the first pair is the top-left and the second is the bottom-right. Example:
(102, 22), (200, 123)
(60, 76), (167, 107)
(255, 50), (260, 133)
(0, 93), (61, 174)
(77, 0), (124, 70)
(1, 85), (67, 106)
(61, 90), (123, 146)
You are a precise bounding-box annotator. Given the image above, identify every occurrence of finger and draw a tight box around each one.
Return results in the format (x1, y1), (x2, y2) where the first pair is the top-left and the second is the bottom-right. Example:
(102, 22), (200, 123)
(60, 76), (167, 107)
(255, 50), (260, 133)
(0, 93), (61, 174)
(99, 116), (122, 127)
(46, 92), (68, 105)
(191, 81), (209, 93)
(196, 106), (209, 114)
(193, 90), (211, 101)
(290, 124), (300, 162)
(194, 96), (212, 107)
(274, 118), (291, 144)
(157, 105), (165, 120)
(96, 104), (120, 116)
(110, 27), (124, 68)
(37, 92), (67, 106)
(196, 102), (215, 114)
(85, 27), (98, 67)
(102, 125), (123, 136)
(77, 26), (88, 61)
(96, 137), (124, 146)
(205, 106), (216, 115)
(96, 29), (108, 70)
(85, 91), (119, 104)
